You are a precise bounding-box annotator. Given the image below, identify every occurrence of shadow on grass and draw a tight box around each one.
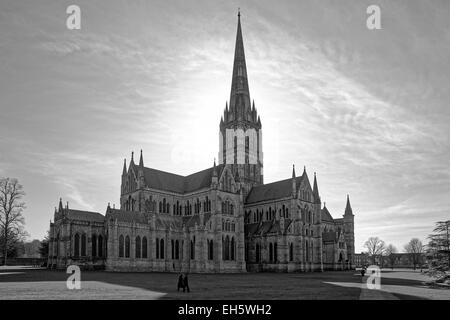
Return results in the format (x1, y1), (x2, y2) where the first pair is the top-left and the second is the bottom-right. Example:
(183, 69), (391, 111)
(0, 267), (362, 300)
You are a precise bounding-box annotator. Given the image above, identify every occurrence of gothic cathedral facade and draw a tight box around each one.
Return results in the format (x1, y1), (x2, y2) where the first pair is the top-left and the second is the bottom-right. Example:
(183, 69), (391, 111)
(47, 13), (355, 273)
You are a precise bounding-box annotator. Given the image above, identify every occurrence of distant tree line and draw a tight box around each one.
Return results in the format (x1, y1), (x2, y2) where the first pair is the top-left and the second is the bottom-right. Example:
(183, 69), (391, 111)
(362, 236), (425, 270)
(361, 220), (450, 272)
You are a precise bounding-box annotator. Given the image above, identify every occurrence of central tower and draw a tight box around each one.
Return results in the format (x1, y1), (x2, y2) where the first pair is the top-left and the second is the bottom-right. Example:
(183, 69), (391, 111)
(219, 11), (263, 195)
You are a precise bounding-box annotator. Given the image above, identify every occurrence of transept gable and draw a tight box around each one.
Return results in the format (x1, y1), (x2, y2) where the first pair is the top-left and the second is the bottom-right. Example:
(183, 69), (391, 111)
(218, 165), (237, 193)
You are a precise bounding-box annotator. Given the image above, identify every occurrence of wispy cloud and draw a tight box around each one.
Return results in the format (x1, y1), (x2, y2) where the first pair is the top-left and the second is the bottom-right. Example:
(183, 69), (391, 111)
(0, 0), (449, 251)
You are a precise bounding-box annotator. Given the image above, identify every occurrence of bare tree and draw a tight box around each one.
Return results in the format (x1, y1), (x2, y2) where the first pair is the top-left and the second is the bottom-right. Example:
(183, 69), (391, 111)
(404, 238), (424, 270)
(364, 237), (386, 265)
(385, 244), (398, 270)
(0, 178), (27, 265)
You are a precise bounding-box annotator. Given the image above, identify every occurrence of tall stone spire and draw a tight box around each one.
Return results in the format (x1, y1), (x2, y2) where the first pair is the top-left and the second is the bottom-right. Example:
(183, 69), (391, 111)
(139, 149), (144, 167)
(313, 172), (320, 204)
(229, 9), (251, 121)
(122, 158), (127, 175)
(291, 164), (296, 196)
(345, 194), (353, 216)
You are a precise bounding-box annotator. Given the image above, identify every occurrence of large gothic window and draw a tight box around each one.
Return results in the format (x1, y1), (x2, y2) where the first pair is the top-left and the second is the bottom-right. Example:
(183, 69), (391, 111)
(305, 240), (309, 262)
(171, 239), (175, 259)
(142, 237), (148, 258)
(81, 234), (87, 256)
(125, 235), (130, 258)
(74, 233), (80, 257)
(135, 236), (141, 259)
(208, 240), (213, 260)
(231, 237), (235, 261)
(160, 239), (164, 259)
(175, 240), (180, 259)
(92, 234), (97, 257)
(269, 243), (273, 262)
(156, 238), (160, 259)
(98, 235), (103, 257)
(56, 233), (60, 256)
(224, 236), (230, 260)
(274, 243), (278, 263)
(119, 235), (124, 258)
(190, 239), (195, 260)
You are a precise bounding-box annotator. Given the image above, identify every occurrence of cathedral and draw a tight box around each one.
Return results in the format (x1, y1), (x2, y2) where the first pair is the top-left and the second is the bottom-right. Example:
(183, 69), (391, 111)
(47, 13), (355, 273)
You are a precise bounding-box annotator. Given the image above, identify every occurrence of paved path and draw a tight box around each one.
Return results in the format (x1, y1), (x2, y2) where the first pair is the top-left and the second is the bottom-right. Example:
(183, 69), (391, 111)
(360, 269), (450, 300)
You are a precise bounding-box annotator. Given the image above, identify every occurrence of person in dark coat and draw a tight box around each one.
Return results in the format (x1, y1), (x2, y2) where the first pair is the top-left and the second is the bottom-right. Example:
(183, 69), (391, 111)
(177, 273), (184, 292)
(183, 273), (190, 293)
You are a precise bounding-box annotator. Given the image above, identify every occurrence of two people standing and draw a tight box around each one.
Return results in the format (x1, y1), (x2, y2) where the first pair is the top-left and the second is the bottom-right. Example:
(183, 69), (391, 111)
(177, 273), (190, 293)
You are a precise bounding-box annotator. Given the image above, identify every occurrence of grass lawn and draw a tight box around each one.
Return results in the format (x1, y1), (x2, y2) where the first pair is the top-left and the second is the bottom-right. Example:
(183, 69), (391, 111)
(0, 267), (362, 300)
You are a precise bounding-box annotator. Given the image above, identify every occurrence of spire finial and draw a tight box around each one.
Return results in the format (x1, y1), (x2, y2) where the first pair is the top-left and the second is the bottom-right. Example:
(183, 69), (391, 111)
(292, 164), (296, 178)
(139, 149), (144, 167)
(229, 6), (251, 122)
(345, 194), (353, 216)
(313, 172), (320, 203)
(131, 151), (134, 162)
(122, 158), (127, 175)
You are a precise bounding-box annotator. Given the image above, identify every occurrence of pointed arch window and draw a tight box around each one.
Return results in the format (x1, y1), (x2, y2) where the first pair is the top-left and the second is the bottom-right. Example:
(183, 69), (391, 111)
(81, 234), (87, 256)
(119, 235), (124, 258)
(92, 234), (97, 257)
(190, 240), (195, 260)
(142, 237), (148, 258)
(231, 237), (235, 261)
(156, 238), (160, 259)
(256, 243), (261, 263)
(74, 233), (80, 257)
(125, 235), (130, 258)
(171, 239), (175, 259)
(224, 236), (230, 260)
(160, 239), (165, 259)
(208, 240), (213, 260)
(274, 242), (278, 263)
(269, 243), (273, 262)
(98, 235), (103, 257)
(135, 236), (141, 258)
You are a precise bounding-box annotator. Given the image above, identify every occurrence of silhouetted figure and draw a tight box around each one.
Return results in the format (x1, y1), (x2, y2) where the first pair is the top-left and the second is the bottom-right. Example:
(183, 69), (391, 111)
(183, 274), (190, 293)
(177, 274), (184, 292)
(361, 267), (366, 277)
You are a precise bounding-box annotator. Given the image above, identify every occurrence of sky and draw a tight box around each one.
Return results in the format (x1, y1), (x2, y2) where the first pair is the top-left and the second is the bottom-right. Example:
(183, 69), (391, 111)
(1, 0), (449, 253)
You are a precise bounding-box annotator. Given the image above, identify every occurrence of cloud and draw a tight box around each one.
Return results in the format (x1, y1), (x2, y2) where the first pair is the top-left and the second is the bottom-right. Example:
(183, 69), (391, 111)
(1, 0), (449, 250)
